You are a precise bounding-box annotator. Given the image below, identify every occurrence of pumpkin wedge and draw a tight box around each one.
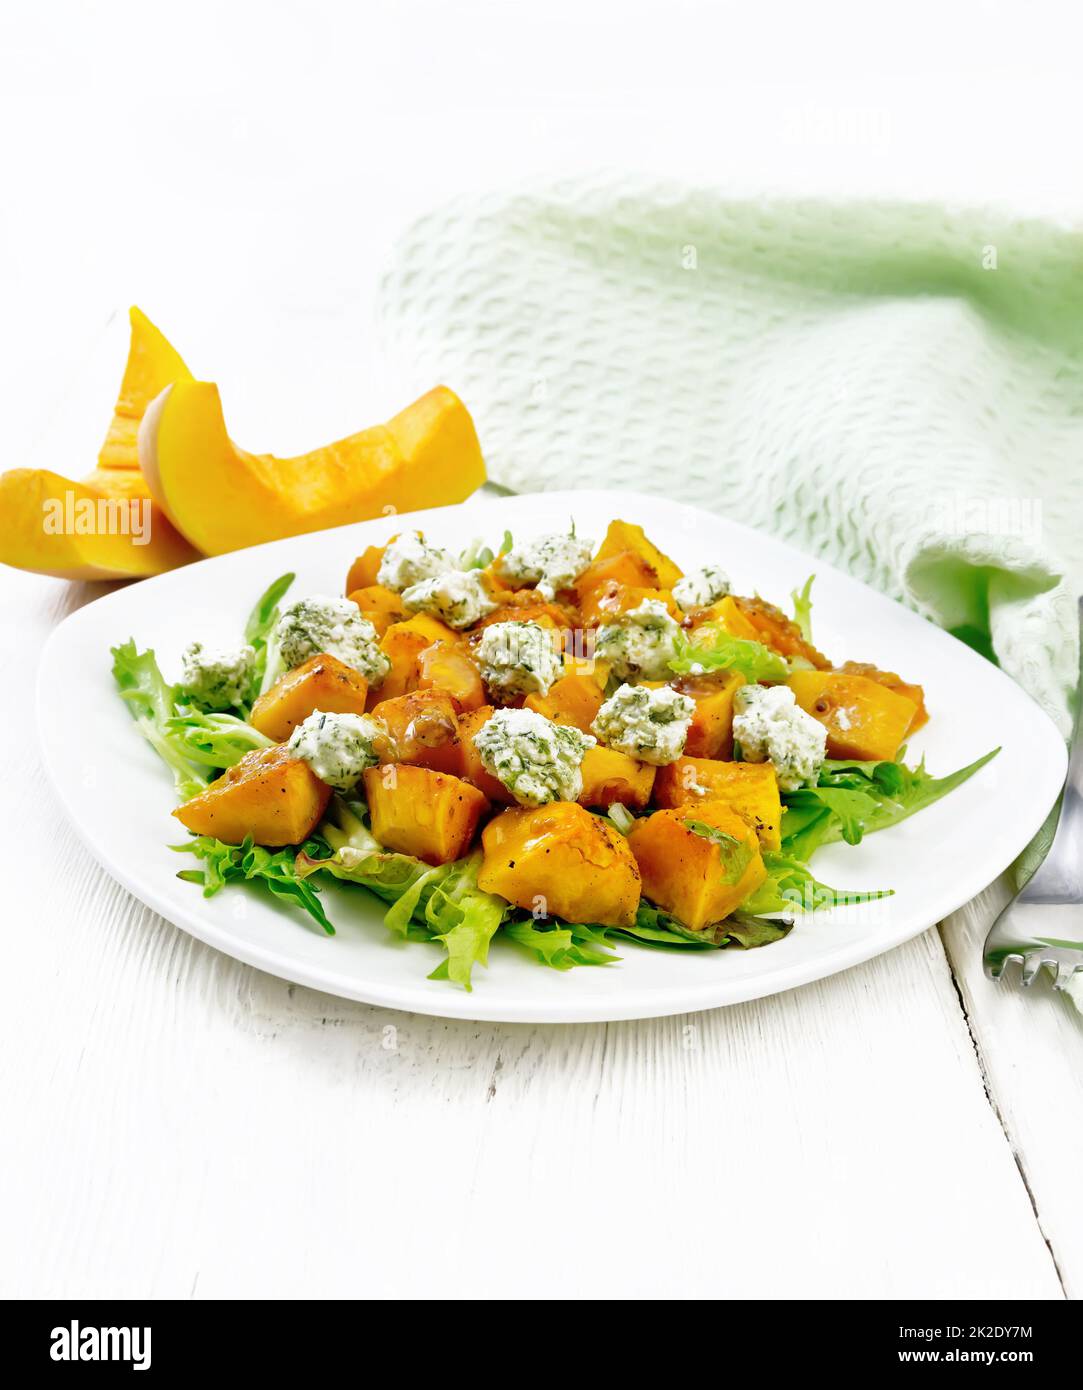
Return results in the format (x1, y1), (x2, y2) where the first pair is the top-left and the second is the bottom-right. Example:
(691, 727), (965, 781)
(0, 307), (199, 579)
(139, 380), (486, 555)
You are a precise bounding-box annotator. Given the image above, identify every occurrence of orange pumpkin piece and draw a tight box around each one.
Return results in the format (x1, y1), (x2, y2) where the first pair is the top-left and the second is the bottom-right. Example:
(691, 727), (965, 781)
(672, 669), (746, 760)
(574, 551), (659, 617)
(250, 653), (370, 742)
(835, 661), (928, 734)
(690, 594), (762, 641)
(454, 706), (517, 803)
(593, 519), (683, 589)
(653, 758), (782, 849)
(376, 615), (462, 702)
(172, 744), (331, 847)
(729, 595), (830, 669)
(788, 670), (916, 762)
(628, 801), (766, 932)
(416, 641), (486, 711)
(347, 584), (406, 637)
(369, 689), (462, 772)
(474, 596), (573, 631)
(478, 802), (641, 928)
(588, 583), (680, 626)
(578, 747), (656, 811)
(524, 672), (606, 734)
(345, 545), (385, 594)
(362, 765), (488, 866)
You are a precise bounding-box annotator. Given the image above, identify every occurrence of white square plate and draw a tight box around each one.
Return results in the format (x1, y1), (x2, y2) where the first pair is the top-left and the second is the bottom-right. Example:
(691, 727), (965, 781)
(36, 490), (1066, 1022)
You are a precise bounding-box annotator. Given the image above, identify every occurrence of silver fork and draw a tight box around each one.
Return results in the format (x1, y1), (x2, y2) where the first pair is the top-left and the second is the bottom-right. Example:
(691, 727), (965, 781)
(984, 596), (1083, 991)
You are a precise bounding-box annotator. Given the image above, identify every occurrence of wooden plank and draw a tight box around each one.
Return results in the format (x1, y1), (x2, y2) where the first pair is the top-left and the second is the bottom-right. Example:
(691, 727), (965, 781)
(941, 883), (1083, 1298)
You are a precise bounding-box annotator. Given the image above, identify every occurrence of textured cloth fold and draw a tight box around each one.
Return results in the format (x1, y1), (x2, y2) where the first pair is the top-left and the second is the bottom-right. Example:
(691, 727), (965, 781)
(377, 177), (1081, 737)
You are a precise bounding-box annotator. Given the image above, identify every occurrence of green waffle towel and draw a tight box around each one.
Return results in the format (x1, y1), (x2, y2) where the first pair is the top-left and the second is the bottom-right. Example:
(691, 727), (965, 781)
(378, 178), (1082, 1001)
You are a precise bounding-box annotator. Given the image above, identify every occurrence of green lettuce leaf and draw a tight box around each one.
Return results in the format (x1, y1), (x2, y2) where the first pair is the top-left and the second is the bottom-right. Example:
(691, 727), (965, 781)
(503, 918), (618, 970)
(111, 640), (208, 801)
(741, 851), (892, 917)
(164, 708), (273, 770)
(296, 800), (508, 989)
(790, 575), (815, 643)
(781, 748), (1000, 858)
(668, 624), (789, 683)
(174, 834), (335, 934)
(245, 571), (295, 697)
(683, 818), (756, 885)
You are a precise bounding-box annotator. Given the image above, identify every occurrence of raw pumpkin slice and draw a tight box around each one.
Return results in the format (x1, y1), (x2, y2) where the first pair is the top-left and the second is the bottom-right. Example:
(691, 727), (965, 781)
(139, 380), (487, 555)
(0, 466), (198, 581)
(0, 306), (199, 580)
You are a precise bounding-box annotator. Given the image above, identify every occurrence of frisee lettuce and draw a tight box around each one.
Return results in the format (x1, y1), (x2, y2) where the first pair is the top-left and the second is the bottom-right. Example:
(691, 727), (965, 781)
(174, 834), (335, 934)
(112, 640), (208, 801)
(295, 799), (508, 990)
(245, 571), (294, 698)
(791, 575), (815, 643)
(165, 708), (273, 768)
(668, 624), (790, 683)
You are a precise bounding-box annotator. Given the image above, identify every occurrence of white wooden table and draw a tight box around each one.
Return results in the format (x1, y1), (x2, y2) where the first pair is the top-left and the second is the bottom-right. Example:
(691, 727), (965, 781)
(3, 0), (1082, 1301)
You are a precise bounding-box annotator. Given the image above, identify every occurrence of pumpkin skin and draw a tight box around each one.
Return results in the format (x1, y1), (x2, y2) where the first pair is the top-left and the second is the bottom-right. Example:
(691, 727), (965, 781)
(653, 758), (782, 849)
(172, 744), (330, 847)
(628, 802), (766, 932)
(577, 747), (656, 811)
(478, 802), (641, 928)
(250, 652), (370, 742)
(788, 670), (916, 762)
(362, 765), (488, 866)
(139, 381), (486, 555)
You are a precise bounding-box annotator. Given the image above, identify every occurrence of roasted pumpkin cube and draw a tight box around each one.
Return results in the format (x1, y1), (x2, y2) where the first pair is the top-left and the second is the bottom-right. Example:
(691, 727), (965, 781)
(578, 746), (656, 810)
(593, 519), (683, 589)
(173, 744), (331, 847)
(584, 582), (680, 628)
(730, 595), (830, 668)
(347, 584), (406, 637)
(369, 689), (461, 771)
(690, 594), (762, 641)
(653, 757), (782, 849)
(454, 705), (517, 803)
(345, 545), (385, 594)
(672, 669), (746, 760)
(376, 614), (462, 702)
(474, 596), (572, 630)
(788, 670), (916, 762)
(362, 765), (488, 866)
(250, 652), (370, 742)
(835, 661), (928, 734)
(628, 802), (766, 932)
(416, 641), (485, 711)
(478, 802), (641, 928)
(573, 551), (659, 617)
(524, 671), (605, 734)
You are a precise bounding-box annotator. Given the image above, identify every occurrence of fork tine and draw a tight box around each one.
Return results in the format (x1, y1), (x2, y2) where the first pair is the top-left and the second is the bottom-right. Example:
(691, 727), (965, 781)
(1053, 959), (1082, 991)
(1020, 951), (1046, 986)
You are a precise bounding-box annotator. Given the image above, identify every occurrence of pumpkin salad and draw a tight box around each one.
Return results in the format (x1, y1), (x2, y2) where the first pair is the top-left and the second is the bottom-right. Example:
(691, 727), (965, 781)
(111, 519), (998, 989)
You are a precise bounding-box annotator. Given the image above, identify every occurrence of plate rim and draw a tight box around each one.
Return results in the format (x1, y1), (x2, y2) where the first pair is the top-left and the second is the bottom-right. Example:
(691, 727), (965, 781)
(36, 488), (1069, 1023)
